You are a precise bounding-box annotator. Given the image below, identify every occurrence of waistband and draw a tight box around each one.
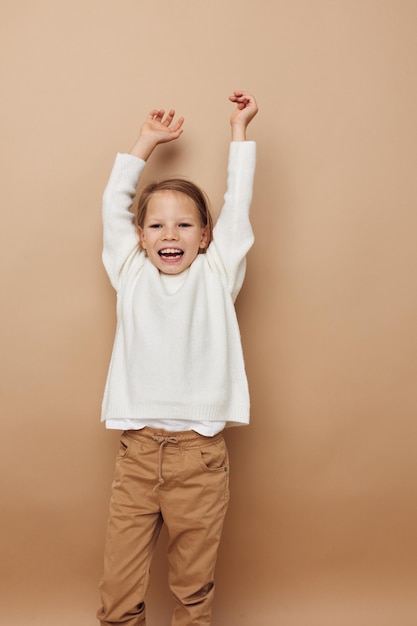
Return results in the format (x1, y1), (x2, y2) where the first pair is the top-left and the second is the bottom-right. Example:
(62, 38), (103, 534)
(124, 426), (224, 447)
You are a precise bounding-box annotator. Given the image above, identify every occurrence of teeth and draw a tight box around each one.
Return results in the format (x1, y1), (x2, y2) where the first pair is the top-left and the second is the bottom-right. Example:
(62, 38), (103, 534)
(159, 248), (184, 258)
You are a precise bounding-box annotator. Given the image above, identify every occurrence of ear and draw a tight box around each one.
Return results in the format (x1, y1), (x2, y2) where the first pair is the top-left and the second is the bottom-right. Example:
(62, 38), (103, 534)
(199, 226), (209, 250)
(137, 226), (146, 250)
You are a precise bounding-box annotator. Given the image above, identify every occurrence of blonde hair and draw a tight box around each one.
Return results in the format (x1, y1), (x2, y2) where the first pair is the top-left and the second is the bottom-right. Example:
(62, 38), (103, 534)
(135, 178), (213, 252)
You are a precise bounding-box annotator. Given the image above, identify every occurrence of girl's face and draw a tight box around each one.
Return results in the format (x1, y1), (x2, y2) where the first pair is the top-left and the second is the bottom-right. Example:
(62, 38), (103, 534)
(138, 190), (209, 275)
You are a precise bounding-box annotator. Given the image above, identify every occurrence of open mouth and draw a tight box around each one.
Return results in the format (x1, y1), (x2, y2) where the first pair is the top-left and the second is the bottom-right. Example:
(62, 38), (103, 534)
(158, 248), (184, 260)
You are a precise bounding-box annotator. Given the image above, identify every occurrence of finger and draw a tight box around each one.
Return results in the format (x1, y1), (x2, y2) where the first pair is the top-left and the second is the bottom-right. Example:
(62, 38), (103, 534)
(169, 116), (184, 132)
(167, 112), (185, 132)
(229, 95), (251, 107)
(162, 108), (176, 126)
(231, 90), (248, 99)
(232, 91), (255, 104)
(148, 110), (165, 124)
(171, 128), (184, 139)
(162, 125), (184, 142)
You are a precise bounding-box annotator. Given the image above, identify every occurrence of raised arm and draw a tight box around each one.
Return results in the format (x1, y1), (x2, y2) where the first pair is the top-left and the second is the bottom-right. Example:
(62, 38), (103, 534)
(102, 109), (184, 289)
(208, 92), (258, 300)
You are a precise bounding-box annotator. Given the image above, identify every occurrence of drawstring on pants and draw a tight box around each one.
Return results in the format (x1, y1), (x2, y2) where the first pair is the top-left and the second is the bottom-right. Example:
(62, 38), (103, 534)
(152, 437), (178, 493)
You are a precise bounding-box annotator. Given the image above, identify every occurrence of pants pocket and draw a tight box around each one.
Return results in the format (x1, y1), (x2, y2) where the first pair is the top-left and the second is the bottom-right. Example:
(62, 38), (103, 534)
(199, 437), (229, 472)
(117, 433), (130, 458)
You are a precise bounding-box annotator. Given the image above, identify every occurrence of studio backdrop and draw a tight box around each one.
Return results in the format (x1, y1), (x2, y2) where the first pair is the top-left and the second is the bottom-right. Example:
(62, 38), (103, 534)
(1, 1), (416, 625)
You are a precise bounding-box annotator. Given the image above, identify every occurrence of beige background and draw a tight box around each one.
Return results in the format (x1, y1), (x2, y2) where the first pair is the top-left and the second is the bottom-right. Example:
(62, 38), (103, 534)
(1, 1), (417, 625)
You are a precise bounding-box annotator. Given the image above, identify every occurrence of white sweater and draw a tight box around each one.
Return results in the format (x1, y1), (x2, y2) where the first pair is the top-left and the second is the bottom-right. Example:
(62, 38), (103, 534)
(101, 141), (256, 428)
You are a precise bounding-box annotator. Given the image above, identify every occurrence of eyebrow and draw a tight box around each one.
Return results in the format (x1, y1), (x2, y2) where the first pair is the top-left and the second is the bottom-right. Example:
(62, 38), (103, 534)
(146, 215), (198, 223)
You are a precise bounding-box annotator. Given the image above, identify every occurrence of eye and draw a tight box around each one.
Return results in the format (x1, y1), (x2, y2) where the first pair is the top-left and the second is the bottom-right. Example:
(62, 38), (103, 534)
(179, 223), (192, 228)
(149, 224), (162, 229)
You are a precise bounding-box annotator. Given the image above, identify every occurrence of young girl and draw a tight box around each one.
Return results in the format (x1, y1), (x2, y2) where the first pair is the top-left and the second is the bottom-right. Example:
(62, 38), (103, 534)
(97, 91), (258, 626)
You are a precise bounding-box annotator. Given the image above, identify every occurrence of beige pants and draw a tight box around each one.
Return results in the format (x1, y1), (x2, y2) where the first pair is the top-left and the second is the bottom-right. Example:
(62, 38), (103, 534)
(97, 427), (230, 626)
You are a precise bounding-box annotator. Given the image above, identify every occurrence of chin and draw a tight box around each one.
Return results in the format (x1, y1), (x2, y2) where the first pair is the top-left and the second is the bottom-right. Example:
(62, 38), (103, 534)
(159, 264), (187, 275)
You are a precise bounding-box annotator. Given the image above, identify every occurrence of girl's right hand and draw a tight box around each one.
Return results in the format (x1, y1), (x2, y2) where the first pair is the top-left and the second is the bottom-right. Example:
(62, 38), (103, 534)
(141, 109), (184, 143)
(130, 109), (184, 160)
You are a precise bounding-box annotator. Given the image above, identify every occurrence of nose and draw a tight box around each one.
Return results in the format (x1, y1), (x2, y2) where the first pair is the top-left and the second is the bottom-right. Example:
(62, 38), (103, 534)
(163, 226), (178, 240)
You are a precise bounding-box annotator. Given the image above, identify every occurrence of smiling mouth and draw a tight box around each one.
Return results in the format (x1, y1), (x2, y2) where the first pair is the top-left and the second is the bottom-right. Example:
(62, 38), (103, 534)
(158, 248), (184, 260)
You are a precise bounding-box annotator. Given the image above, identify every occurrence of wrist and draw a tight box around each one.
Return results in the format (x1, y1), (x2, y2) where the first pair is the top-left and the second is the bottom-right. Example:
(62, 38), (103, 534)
(230, 122), (247, 142)
(129, 135), (158, 161)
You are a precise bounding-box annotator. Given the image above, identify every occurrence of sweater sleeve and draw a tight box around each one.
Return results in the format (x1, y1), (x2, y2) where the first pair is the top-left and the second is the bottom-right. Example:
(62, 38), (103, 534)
(208, 141), (256, 301)
(102, 153), (146, 290)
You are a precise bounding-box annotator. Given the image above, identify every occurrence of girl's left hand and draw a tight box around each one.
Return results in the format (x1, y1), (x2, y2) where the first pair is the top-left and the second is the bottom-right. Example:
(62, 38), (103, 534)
(229, 91), (258, 128)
